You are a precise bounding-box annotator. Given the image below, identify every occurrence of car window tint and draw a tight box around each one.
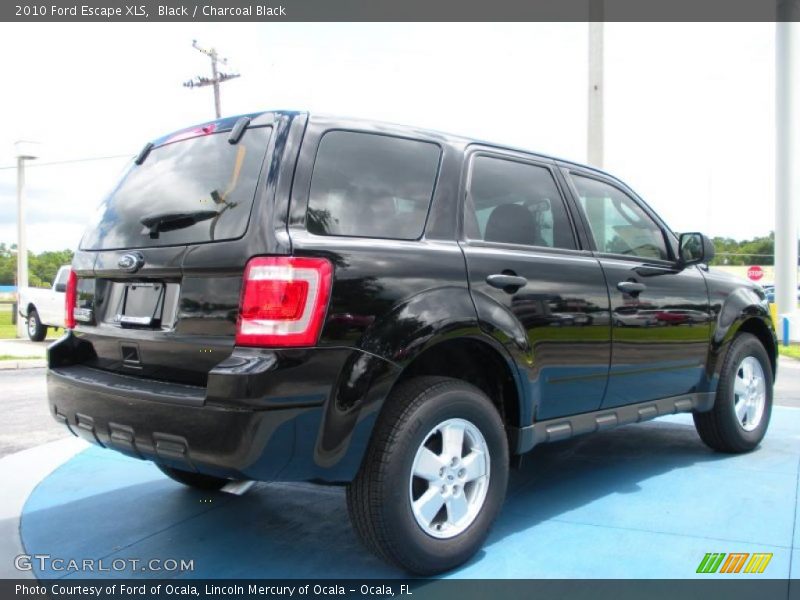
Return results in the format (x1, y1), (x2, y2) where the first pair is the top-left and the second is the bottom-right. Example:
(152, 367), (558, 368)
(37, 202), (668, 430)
(465, 156), (576, 250)
(307, 132), (441, 240)
(572, 175), (669, 261)
(80, 127), (272, 250)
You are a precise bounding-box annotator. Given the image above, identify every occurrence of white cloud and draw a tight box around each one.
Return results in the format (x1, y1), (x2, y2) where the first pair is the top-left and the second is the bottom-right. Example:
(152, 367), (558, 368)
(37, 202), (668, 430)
(0, 22), (775, 252)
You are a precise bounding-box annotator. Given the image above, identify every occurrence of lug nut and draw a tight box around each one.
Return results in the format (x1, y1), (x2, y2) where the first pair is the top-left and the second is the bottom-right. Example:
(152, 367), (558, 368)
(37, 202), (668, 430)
(451, 457), (459, 467)
(458, 468), (466, 478)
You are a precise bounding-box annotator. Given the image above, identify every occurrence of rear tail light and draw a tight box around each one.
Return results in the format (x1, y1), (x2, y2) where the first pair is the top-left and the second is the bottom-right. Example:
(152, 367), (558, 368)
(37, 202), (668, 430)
(235, 256), (333, 347)
(64, 270), (77, 329)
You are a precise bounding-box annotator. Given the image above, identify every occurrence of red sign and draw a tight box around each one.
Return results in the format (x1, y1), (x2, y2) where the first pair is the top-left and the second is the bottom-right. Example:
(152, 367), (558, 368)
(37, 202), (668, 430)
(747, 265), (764, 281)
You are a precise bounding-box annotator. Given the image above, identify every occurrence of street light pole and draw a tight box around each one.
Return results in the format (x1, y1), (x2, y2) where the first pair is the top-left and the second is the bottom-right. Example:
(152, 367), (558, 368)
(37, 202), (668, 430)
(588, 1), (604, 168)
(775, 21), (800, 321)
(14, 141), (38, 339)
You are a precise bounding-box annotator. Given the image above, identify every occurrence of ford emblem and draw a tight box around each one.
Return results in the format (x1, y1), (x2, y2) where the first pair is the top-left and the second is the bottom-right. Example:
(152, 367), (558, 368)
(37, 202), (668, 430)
(118, 252), (144, 273)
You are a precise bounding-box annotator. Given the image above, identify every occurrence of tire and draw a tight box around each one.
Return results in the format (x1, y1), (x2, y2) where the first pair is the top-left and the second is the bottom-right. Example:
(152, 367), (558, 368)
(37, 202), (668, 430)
(694, 333), (773, 453)
(347, 376), (509, 575)
(157, 465), (229, 491)
(26, 308), (47, 342)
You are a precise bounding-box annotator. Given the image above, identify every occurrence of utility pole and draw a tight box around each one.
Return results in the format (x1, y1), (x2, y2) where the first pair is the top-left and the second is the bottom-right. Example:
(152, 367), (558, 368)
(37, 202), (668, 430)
(183, 40), (240, 119)
(775, 18), (800, 324)
(14, 141), (38, 339)
(587, 1), (604, 168)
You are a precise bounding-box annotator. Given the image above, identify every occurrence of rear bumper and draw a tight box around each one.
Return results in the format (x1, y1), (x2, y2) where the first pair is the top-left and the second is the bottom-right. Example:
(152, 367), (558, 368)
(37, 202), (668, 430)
(47, 334), (400, 482)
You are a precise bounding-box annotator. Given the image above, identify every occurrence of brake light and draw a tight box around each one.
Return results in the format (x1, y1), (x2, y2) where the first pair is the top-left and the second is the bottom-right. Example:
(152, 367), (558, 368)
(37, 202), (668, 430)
(163, 123), (218, 145)
(235, 257), (333, 347)
(64, 270), (77, 329)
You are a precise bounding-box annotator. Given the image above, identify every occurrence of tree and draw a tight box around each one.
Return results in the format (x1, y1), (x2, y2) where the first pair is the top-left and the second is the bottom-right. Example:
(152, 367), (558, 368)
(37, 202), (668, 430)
(711, 233), (775, 266)
(0, 245), (73, 287)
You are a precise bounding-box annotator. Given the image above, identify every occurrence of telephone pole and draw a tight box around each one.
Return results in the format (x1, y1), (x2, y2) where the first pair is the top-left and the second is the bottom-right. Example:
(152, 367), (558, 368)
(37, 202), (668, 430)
(183, 40), (240, 119)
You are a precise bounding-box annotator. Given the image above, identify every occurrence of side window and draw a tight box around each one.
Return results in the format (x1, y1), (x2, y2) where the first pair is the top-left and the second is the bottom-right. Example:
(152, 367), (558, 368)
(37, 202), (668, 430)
(571, 174), (669, 261)
(465, 155), (576, 250)
(307, 131), (441, 240)
(54, 268), (70, 287)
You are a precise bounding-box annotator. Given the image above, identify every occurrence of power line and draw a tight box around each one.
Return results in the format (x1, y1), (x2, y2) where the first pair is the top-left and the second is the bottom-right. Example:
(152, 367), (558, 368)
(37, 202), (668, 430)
(0, 154), (131, 171)
(183, 40), (240, 119)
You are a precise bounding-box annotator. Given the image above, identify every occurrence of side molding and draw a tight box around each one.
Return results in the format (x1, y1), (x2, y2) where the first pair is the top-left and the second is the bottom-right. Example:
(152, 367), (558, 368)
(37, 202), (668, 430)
(508, 391), (715, 454)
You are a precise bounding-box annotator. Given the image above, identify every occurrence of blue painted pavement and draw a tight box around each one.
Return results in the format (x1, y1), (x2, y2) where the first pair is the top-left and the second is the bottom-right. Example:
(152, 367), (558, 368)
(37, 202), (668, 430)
(21, 408), (800, 579)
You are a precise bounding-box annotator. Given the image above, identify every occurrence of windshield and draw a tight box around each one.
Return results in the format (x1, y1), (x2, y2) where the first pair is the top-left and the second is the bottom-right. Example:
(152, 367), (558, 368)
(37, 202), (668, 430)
(80, 126), (272, 250)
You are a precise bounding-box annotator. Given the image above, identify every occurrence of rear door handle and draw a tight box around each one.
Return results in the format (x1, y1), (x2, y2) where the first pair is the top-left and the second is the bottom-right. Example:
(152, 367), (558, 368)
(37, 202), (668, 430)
(487, 274), (528, 290)
(617, 281), (647, 295)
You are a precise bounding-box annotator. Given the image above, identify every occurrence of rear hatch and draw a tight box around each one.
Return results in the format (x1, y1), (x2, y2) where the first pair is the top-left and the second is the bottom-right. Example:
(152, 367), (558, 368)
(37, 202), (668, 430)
(67, 113), (292, 386)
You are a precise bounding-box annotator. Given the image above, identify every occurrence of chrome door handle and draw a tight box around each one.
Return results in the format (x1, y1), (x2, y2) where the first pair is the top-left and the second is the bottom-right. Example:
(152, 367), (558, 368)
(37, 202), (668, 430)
(617, 281), (646, 295)
(487, 274), (528, 290)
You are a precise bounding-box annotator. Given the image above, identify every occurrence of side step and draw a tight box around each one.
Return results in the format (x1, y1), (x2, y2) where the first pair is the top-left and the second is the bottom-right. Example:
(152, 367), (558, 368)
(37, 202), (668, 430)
(509, 392), (715, 455)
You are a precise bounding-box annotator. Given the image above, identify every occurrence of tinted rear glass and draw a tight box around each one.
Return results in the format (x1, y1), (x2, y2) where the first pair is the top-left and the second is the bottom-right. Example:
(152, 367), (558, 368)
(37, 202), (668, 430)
(306, 131), (441, 240)
(80, 126), (271, 250)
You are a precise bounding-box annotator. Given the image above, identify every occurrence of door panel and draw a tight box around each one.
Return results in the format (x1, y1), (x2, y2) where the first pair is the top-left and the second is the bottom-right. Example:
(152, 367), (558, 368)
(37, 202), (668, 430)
(465, 246), (612, 420)
(461, 151), (611, 422)
(565, 171), (712, 408)
(600, 259), (712, 407)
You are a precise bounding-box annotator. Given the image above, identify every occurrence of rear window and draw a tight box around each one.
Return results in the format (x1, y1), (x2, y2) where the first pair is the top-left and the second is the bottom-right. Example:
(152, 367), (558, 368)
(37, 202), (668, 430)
(80, 126), (272, 250)
(306, 131), (441, 240)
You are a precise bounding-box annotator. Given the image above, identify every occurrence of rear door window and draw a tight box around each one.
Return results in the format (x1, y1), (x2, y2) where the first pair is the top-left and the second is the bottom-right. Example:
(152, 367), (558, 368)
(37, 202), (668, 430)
(465, 155), (577, 250)
(306, 131), (441, 240)
(80, 126), (272, 250)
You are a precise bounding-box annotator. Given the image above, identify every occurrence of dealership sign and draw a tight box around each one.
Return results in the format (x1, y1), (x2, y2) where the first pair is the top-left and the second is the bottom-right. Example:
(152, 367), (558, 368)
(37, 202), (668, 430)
(747, 265), (764, 281)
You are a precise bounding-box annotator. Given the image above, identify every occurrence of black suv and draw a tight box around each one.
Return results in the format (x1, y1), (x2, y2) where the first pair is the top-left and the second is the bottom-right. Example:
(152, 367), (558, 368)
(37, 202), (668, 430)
(48, 111), (777, 575)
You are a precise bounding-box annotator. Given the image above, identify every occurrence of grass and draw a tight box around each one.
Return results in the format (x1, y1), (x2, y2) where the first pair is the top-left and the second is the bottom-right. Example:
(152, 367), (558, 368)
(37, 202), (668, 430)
(0, 302), (59, 340)
(778, 344), (800, 360)
(0, 355), (42, 361)
(0, 304), (16, 339)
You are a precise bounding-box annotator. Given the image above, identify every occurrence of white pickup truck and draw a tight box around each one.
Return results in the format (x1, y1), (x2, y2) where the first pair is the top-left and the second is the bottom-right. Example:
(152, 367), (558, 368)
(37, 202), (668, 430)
(18, 265), (71, 341)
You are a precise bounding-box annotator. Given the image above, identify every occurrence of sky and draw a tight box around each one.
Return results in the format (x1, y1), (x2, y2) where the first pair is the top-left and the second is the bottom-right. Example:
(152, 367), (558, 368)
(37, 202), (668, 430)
(0, 22), (775, 252)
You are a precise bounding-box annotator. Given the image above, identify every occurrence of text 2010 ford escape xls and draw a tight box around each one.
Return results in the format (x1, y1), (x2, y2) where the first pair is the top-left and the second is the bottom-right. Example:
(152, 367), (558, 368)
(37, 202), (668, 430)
(48, 111), (777, 574)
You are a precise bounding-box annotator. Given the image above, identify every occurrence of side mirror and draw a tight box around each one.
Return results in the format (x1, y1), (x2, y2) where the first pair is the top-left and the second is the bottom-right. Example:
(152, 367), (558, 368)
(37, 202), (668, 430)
(54, 283), (66, 293)
(678, 232), (715, 266)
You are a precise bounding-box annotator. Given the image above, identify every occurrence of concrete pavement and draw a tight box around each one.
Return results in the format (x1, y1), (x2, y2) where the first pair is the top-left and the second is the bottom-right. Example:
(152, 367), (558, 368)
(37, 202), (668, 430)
(776, 355), (800, 408)
(0, 338), (48, 357)
(0, 367), (69, 457)
(0, 338), (48, 370)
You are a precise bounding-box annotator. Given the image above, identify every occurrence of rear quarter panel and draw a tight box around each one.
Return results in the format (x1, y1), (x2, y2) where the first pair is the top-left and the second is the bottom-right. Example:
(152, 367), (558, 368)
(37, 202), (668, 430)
(281, 116), (496, 477)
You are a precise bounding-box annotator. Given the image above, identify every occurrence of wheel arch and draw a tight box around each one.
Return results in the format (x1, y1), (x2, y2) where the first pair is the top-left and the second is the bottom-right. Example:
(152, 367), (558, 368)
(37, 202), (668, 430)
(386, 335), (525, 447)
(708, 305), (778, 389)
(736, 317), (777, 378)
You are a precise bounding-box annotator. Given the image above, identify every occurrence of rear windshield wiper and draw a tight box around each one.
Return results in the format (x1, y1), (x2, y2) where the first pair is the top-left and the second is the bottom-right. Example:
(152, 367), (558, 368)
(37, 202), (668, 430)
(140, 210), (218, 239)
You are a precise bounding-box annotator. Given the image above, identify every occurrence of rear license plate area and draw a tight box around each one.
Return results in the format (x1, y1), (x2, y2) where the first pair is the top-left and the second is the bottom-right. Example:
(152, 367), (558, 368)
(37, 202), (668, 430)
(116, 283), (164, 328)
